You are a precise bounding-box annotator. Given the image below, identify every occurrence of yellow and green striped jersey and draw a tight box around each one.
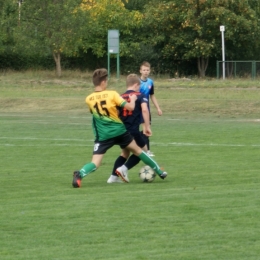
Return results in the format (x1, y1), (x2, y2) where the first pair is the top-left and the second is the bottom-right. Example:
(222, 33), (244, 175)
(86, 90), (127, 141)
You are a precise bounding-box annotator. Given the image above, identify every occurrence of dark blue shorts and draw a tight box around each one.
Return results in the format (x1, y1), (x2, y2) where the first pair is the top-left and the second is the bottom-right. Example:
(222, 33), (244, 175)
(130, 131), (146, 149)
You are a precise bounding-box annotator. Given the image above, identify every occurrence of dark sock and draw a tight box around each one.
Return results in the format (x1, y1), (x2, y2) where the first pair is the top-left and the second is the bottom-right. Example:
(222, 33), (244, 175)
(125, 154), (141, 170)
(140, 130), (149, 148)
(111, 156), (127, 176)
(147, 137), (150, 150)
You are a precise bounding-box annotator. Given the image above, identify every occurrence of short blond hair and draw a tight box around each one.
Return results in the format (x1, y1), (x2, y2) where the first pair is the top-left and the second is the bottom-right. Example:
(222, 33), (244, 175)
(126, 74), (140, 87)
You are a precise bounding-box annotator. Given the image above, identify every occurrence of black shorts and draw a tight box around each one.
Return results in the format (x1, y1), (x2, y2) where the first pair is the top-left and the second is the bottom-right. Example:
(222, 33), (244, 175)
(131, 131), (146, 149)
(93, 131), (134, 155)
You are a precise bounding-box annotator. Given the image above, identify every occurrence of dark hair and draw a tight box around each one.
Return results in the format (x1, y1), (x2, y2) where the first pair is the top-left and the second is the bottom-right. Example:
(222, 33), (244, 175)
(92, 68), (108, 86)
(126, 74), (140, 87)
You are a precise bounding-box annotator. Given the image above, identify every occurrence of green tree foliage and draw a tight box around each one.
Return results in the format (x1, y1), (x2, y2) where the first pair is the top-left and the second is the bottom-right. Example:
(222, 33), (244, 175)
(123, 0), (151, 11)
(143, 0), (260, 77)
(80, 0), (143, 58)
(10, 0), (142, 76)
(14, 0), (87, 76)
(1, 0), (260, 77)
(247, 0), (260, 59)
(0, 1), (17, 55)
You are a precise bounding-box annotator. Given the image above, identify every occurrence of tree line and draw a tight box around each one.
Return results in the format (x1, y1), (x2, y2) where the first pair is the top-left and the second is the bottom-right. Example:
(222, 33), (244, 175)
(1, 0), (260, 77)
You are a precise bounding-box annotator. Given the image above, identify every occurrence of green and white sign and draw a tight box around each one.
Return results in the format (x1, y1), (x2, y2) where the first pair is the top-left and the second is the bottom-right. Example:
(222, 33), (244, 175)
(108, 30), (120, 78)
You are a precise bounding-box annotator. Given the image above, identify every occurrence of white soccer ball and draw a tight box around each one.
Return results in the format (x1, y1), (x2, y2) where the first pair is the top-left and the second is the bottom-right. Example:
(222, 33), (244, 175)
(139, 165), (156, 183)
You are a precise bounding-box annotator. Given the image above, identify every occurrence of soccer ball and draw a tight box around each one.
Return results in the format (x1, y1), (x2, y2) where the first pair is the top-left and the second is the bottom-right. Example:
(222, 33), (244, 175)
(139, 165), (156, 183)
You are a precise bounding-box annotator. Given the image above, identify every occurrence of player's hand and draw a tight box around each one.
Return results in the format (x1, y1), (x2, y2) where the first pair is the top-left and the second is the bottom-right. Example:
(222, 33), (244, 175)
(157, 108), (162, 116)
(129, 94), (137, 102)
(144, 127), (152, 137)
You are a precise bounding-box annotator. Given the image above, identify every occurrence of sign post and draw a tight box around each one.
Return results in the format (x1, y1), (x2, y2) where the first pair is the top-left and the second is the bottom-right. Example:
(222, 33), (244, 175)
(108, 30), (120, 79)
(220, 25), (225, 80)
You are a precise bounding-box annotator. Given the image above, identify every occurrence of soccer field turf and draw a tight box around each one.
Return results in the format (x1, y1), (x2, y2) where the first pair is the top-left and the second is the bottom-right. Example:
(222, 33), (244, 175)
(1, 110), (260, 259)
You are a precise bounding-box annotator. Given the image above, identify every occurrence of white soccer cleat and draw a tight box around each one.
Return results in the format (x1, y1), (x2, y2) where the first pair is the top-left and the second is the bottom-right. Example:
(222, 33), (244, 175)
(107, 175), (123, 183)
(116, 166), (130, 183)
(147, 150), (155, 157)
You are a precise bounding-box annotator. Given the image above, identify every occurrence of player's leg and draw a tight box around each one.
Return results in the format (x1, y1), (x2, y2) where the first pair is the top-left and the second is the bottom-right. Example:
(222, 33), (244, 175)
(113, 149), (130, 175)
(109, 146), (144, 183)
(124, 132), (147, 170)
(113, 132), (145, 182)
(141, 123), (154, 156)
(113, 131), (166, 183)
(113, 132), (135, 183)
(107, 149), (129, 183)
(72, 139), (113, 188)
(111, 155), (128, 175)
(72, 154), (103, 188)
(140, 123), (149, 147)
(146, 112), (154, 156)
(125, 140), (167, 179)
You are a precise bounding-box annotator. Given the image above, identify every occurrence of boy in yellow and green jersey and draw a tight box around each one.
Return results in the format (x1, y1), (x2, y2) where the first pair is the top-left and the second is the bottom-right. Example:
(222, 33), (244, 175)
(72, 68), (167, 188)
(87, 89), (127, 141)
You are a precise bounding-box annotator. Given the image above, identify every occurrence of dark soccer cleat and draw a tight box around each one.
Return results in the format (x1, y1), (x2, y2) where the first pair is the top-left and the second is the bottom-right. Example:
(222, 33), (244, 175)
(159, 171), (167, 180)
(72, 171), (82, 188)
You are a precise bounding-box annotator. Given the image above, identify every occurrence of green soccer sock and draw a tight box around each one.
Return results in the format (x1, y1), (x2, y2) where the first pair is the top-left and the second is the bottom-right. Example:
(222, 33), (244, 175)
(79, 162), (97, 178)
(138, 151), (163, 176)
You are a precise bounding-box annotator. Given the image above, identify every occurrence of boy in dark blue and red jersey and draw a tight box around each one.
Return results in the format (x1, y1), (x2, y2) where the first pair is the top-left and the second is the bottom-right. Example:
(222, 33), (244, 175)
(107, 73), (166, 183)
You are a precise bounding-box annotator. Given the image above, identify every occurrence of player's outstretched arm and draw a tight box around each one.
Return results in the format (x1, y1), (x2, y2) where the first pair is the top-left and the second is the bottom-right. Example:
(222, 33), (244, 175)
(124, 94), (137, 111)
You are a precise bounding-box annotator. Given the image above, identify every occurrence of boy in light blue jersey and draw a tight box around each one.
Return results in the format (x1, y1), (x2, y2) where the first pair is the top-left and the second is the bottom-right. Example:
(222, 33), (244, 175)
(139, 61), (162, 156)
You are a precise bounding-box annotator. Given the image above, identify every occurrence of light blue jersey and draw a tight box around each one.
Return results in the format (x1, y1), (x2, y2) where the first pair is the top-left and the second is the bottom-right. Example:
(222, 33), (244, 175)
(139, 78), (154, 123)
(140, 78), (154, 109)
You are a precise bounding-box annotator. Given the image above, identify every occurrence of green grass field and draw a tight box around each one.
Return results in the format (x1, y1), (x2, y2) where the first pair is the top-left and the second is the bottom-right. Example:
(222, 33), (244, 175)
(1, 72), (260, 259)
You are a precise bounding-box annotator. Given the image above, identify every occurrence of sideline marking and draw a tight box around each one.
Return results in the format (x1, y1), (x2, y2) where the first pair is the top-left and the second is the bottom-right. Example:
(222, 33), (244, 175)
(1, 137), (259, 147)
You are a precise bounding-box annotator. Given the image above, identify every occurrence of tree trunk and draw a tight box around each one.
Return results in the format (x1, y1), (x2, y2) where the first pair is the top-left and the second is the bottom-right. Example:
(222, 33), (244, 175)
(197, 57), (209, 78)
(53, 51), (62, 77)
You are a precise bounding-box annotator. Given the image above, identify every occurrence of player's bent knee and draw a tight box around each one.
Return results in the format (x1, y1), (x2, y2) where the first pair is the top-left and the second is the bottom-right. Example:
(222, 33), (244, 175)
(131, 146), (143, 156)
